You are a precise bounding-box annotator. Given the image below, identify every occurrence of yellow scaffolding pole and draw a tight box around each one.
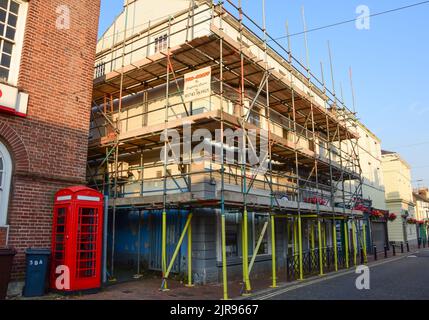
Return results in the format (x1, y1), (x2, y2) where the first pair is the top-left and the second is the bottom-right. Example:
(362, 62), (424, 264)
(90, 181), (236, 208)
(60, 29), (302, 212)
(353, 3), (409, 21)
(186, 212), (194, 287)
(270, 215), (277, 288)
(352, 220), (357, 266)
(344, 220), (349, 269)
(249, 222), (269, 272)
(162, 212), (193, 290)
(318, 219), (324, 276)
(310, 222), (315, 263)
(323, 222), (327, 267)
(221, 214), (229, 300)
(242, 210), (251, 294)
(333, 218), (338, 271)
(362, 223), (368, 264)
(161, 210), (168, 290)
(298, 216), (304, 280)
(294, 219), (298, 254)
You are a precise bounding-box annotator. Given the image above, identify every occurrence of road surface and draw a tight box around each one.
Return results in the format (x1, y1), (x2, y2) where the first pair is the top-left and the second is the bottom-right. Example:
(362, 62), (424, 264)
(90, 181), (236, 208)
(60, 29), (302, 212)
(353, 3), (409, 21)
(253, 248), (429, 300)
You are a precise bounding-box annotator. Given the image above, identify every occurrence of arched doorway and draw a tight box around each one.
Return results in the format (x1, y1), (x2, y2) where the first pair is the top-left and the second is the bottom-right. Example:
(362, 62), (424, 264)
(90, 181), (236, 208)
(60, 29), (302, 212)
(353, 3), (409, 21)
(0, 141), (12, 226)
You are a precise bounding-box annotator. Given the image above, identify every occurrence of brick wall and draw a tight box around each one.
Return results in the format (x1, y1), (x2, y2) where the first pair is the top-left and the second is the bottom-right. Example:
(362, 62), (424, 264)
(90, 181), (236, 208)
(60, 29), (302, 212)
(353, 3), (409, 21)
(0, 227), (7, 247)
(0, 0), (100, 279)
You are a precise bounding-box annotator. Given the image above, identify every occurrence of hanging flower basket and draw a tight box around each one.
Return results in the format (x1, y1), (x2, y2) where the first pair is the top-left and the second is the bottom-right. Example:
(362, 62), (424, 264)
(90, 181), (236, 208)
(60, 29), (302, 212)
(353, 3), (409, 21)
(354, 204), (370, 213)
(387, 213), (397, 222)
(369, 209), (385, 220)
(407, 218), (417, 225)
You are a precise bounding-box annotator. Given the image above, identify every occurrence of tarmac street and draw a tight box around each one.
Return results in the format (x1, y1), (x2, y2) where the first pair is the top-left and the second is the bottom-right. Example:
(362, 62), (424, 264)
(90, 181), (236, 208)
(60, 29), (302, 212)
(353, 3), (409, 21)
(251, 249), (429, 300)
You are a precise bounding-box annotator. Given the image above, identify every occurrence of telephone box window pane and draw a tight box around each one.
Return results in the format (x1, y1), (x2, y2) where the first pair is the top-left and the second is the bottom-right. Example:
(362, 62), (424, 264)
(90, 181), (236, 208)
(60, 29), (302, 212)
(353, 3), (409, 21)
(53, 208), (67, 269)
(76, 207), (98, 278)
(55, 234), (64, 243)
(57, 216), (65, 225)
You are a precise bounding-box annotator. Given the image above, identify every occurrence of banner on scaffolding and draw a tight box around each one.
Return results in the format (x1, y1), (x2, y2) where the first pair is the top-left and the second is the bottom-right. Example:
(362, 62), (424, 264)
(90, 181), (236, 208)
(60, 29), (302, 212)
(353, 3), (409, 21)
(183, 66), (211, 103)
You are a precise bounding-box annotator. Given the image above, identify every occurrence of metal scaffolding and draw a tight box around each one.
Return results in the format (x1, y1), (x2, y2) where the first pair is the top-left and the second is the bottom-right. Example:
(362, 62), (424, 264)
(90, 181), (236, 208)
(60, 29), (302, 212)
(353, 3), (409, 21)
(87, 0), (364, 299)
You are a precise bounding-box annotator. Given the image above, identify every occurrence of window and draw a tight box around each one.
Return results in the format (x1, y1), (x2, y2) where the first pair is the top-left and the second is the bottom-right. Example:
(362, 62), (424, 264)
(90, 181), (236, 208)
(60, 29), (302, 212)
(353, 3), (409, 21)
(0, 0), (21, 82)
(218, 212), (271, 262)
(154, 34), (168, 53)
(225, 222), (239, 258)
(0, 141), (12, 226)
(253, 214), (269, 255)
(95, 61), (105, 78)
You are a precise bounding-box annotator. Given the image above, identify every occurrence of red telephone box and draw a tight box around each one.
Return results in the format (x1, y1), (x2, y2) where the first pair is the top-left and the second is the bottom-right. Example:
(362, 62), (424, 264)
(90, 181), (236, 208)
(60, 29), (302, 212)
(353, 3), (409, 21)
(50, 186), (104, 292)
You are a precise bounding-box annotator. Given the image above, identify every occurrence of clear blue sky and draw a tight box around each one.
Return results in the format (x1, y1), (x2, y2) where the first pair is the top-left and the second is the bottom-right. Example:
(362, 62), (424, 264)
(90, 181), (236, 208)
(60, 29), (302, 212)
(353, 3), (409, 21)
(98, 0), (429, 188)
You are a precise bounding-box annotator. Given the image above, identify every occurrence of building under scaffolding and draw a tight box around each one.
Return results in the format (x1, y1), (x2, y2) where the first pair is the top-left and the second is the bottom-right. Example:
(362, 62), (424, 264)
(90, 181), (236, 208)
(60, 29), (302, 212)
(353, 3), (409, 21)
(87, 0), (365, 298)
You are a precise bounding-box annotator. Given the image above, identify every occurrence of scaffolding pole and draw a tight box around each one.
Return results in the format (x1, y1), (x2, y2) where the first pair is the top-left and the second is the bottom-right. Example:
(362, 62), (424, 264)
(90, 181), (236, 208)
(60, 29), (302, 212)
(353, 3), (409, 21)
(270, 215), (277, 288)
(161, 16), (173, 292)
(161, 213), (193, 289)
(344, 219), (350, 269)
(318, 219), (324, 276)
(352, 219), (357, 266)
(363, 222), (368, 264)
(333, 218), (338, 271)
(186, 210), (194, 287)
(219, 0), (229, 301)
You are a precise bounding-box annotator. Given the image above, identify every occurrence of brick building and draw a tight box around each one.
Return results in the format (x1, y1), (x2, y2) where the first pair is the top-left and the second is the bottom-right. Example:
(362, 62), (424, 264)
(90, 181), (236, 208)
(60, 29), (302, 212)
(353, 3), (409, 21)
(0, 0), (100, 287)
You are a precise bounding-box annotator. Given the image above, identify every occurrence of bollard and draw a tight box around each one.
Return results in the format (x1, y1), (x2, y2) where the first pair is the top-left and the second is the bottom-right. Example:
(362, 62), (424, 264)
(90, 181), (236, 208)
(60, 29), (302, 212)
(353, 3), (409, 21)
(360, 248), (364, 264)
(373, 246), (377, 261)
(418, 238), (421, 249)
(392, 244), (396, 256)
(406, 241), (410, 252)
(384, 245), (388, 258)
(401, 242), (404, 253)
